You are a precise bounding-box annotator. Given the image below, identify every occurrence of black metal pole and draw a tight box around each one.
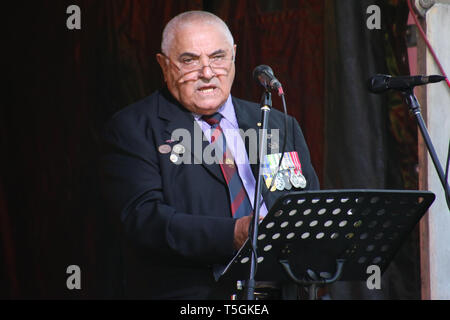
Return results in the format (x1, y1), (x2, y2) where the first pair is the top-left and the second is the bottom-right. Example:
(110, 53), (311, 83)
(402, 89), (450, 210)
(244, 90), (271, 300)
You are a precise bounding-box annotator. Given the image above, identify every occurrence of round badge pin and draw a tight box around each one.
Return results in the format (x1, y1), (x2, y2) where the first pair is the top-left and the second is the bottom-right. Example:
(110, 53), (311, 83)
(158, 144), (171, 154)
(172, 144), (185, 154)
(169, 154), (179, 163)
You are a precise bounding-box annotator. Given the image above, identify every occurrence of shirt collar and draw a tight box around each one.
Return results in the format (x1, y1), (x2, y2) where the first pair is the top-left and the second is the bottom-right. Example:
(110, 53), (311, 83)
(192, 95), (238, 128)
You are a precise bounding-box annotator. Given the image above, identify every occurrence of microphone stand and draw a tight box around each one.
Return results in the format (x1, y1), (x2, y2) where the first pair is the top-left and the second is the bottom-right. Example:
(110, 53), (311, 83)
(244, 90), (272, 300)
(401, 88), (450, 210)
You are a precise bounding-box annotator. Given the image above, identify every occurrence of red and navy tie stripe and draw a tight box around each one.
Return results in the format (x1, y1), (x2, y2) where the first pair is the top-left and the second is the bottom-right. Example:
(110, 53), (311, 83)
(203, 113), (253, 218)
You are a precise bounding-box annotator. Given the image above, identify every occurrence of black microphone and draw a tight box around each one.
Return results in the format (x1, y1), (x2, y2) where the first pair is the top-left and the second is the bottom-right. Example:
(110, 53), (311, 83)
(253, 65), (283, 94)
(368, 74), (446, 93)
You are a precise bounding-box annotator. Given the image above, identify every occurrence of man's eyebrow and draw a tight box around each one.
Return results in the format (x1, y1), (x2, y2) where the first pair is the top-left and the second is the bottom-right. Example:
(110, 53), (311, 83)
(178, 49), (228, 60)
(209, 49), (227, 56)
(178, 52), (199, 59)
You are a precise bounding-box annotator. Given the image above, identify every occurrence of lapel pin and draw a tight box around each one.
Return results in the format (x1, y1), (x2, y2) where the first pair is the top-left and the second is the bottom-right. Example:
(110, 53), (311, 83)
(158, 144), (172, 154)
(170, 154), (179, 163)
(172, 144), (185, 154)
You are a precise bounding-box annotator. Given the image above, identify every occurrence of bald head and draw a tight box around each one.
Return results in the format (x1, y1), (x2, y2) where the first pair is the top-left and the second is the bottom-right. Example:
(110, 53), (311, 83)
(161, 11), (234, 55)
(156, 11), (237, 115)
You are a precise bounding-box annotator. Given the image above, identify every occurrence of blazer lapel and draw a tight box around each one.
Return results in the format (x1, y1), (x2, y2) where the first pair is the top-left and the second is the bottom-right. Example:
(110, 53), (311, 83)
(157, 89), (225, 184)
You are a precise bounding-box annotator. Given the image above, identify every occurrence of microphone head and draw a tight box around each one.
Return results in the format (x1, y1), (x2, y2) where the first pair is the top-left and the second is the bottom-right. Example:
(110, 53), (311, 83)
(428, 75), (447, 83)
(253, 65), (277, 91)
(368, 74), (446, 93)
(253, 65), (283, 94)
(367, 74), (391, 93)
(253, 65), (274, 80)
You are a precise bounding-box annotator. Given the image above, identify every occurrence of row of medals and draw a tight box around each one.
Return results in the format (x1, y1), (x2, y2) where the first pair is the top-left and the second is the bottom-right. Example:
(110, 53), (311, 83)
(164, 143), (307, 191)
(270, 169), (307, 192)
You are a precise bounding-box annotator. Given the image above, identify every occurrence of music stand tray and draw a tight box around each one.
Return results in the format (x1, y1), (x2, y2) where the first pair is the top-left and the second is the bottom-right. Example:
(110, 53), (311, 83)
(218, 189), (435, 298)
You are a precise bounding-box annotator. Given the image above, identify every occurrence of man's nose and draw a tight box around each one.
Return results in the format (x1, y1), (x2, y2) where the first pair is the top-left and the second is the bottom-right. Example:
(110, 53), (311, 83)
(199, 65), (215, 79)
(198, 57), (215, 79)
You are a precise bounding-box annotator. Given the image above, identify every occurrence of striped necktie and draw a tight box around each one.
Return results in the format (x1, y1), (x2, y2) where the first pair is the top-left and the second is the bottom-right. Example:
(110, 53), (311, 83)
(202, 113), (253, 218)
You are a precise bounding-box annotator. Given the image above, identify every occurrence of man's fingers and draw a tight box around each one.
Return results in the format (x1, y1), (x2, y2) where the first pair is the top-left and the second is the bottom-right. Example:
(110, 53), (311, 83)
(233, 216), (252, 249)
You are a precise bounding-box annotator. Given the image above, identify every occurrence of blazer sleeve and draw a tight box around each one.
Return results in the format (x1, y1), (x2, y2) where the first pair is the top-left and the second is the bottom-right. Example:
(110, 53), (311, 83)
(99, 114), (236, 264)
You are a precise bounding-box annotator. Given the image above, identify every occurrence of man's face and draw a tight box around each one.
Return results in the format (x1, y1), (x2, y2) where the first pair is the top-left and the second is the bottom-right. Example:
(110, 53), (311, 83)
(157, 22), (236, 115)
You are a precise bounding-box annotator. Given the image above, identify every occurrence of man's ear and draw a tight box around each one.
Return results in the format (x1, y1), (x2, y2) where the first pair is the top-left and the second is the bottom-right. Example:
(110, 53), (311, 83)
(156, 53), (168, 82)
(233, 44), (237, 61)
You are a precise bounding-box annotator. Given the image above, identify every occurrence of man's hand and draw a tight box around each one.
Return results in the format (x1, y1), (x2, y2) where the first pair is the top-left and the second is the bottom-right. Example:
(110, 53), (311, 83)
(233, 216), (252, 250)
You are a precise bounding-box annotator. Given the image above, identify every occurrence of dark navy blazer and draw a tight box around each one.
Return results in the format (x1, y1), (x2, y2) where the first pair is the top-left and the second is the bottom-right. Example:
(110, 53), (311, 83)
(100, 88), (319, 299)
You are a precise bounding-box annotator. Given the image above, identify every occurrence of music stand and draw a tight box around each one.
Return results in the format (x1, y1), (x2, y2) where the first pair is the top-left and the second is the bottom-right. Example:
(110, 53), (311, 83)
(218, 189), (435, 299)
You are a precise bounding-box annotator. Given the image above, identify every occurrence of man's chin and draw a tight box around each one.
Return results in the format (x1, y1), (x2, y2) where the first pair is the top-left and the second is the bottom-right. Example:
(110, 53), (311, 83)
(192, 99), (227, 115)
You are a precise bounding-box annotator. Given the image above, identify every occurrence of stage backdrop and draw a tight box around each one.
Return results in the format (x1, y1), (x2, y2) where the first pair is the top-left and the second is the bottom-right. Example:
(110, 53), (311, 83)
(1, 0), (416, 299)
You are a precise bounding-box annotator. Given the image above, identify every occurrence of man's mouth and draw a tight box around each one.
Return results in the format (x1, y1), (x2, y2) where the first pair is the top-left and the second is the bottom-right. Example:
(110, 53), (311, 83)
(197, 85), (217, 94)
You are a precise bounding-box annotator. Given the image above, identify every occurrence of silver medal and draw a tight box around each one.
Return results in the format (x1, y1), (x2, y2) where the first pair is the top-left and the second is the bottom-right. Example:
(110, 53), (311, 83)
(290, 172), (301, 188)
(283, 172), (292, 190)
(275, 173), (285, 191)
(297, 172), (307, 189)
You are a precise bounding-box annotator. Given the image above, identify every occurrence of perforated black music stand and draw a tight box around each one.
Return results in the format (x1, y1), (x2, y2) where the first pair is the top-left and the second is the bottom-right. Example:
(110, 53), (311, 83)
(218, 189), (435, 299)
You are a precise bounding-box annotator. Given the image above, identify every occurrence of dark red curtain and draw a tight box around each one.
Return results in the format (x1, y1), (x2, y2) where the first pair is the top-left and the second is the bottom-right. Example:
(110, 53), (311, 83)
(88, 0), (325, 180)
(221, 1), (324, 182)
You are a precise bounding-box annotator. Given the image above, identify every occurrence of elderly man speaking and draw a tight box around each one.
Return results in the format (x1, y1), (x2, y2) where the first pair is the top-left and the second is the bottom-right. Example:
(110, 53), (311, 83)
(100, 10), (319, 299)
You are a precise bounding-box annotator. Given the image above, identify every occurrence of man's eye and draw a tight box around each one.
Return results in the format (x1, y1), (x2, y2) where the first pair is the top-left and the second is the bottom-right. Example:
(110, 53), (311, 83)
(211, 55), (225, 61)
(182, 58), (195, 64)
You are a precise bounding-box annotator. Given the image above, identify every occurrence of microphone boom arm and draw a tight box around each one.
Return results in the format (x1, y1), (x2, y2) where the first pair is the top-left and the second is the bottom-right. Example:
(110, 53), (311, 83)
(402, 89), (450, 210)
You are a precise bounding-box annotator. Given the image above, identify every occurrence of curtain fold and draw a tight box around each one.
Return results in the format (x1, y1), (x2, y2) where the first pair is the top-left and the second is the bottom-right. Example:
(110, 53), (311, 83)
(324, 0), (419, 299)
